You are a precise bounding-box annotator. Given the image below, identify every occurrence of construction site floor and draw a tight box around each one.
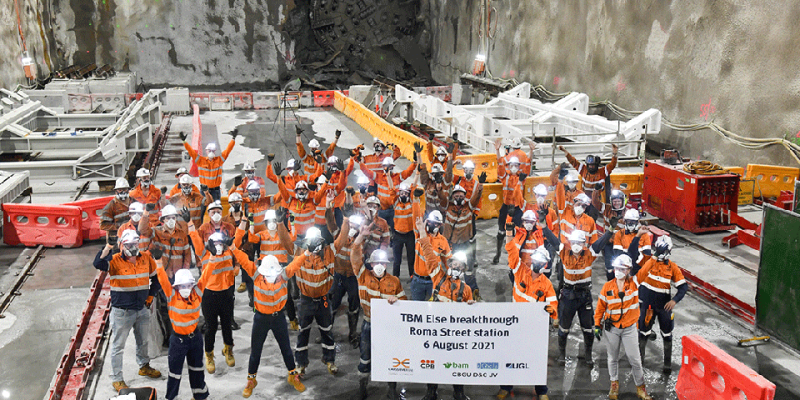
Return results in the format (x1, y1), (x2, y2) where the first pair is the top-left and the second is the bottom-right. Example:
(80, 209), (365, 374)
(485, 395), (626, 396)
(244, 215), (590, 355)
(1, 109), (799, 399)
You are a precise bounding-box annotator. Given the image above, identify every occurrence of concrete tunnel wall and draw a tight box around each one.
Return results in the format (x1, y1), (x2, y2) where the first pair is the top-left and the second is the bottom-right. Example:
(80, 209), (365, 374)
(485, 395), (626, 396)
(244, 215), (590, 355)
(427, 0), (800, 168)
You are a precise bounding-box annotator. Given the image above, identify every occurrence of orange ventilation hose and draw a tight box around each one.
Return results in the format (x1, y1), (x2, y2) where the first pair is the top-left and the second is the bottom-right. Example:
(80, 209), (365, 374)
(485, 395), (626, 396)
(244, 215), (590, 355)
(15, 0), (27, 51)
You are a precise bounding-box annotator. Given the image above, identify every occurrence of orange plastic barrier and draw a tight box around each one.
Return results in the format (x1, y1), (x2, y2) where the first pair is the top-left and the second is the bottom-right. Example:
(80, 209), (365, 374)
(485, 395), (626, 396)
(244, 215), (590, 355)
(521, 176), (554, 204)
(453, 154), (499, 183)
(676, 335), (775, 400)
(2, 204), (84, 248)
(313, 91), (337, 107)
(744, 164), (799, 199)
(189, 104), (202, 177)
(608, 172), (644, 196)
(477, 183), (503, 220)
(63, 196), (114, 241)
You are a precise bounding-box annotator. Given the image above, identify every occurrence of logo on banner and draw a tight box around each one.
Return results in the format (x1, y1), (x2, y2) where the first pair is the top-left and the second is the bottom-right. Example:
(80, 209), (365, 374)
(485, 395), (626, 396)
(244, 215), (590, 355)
(443, 362), (469, 369)
(505, 363), (529, 369)
(388, 358), (413, 375)
(420, 360), (435, 369)
(477, 362), (499, 370)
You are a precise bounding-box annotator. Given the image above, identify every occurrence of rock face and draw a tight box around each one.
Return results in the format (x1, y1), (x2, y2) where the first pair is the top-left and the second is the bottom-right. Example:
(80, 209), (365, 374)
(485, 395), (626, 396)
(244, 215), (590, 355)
(426, 0), (800, 167)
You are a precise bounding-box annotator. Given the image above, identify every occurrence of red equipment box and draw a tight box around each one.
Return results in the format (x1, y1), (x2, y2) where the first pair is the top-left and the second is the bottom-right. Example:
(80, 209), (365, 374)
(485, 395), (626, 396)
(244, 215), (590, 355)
(643, 160), (740, 233)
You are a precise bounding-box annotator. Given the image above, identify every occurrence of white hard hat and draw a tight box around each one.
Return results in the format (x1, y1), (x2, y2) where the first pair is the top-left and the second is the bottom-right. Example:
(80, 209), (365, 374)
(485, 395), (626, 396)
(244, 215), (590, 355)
(398, 183), (410, 192)
(286, 159), (296, 169)
(205, 143), (217, 151)
(512, 137), (522, 149)
(209, 232), (225, 243)
(136, 168), (150, 178)
(533, 184), (548, 197)
(452, 252), (468, 266)
(128, 202), (144, 213)
(382, 157), (395, 167)
(623, 209), (640, 221)
(427, 210), (443, 224)
(257, 255), (282, 277)
(612, 254), (633, 269)
(207, 200), (223, 211)
(308, 139), (320, 149)
(567, 230), (587, 243)
(265, 209), (277, 220)
(120, 229), (139, 244)
(246, 180), (261, 191)
(173, 269), (196, 287)
(463, 160), (475, 170)
(327, 156), (339, 164)
(305, 226), (322, 239)
(431, 164), (444, 173)
(175, 167), (189, 177)
(349, 214), (364, 226)
(373, 138), (385, 146)
(161, 204), (178, 218)
(370, 249), (390, 264)
(574, 193), (591, 205)
(179, 174), (192, 185)
(317, 175), (327, 185)
(436, 146), (447, 155)
(530, 251), (550, 268)
(522, 210), (537, 222)
(565, 172), (579, 183)
(366, 196), (380, 206)
(243, 162), (255, 171)
(452, 184), (466, 194)
(114, 178), (130, 190)
(295, 180), (309, 190)
(507, 157), (520, 165)
(357, 175), (370, 185)
(228, 192), (242, 202)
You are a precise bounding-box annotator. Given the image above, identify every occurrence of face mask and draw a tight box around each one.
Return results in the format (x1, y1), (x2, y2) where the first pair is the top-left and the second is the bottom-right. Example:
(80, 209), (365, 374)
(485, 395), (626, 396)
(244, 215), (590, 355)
(453, 198), (465, 206)
(348, 228), (358, 237)
(465, 172), (474, 180)
(117, 192), (128, 201)
(449, 268), (463, 280)
(179, 288), (192, 298)
(426, 223), (439, 235)
(625, 221), (638, 233)
(141, 180), (151, 189)
(437, 155), (446, 162)
(359, 186), (367, 195)
(215, 244), (224, 256)
(655, 251), (669, 262)
(181, 187), (191, 196)
(531, 263), (545, 274)
(433, 174), (443, 183)
(265, 268), (281, 283)
(567, 182), (576, 190)
(287, 170), (295, 176)
(130, 213), (142, 223)
(510, 166), (519, 174)
(249, 193), (260, 202)
(207, 151), (216, 159)
(245, 171), (254, 179)
(523, 223), (534, 231)
(374, 145), (384, 153)
(536, 196), (546, 205)
(123, 245), (139, 258)
(231, 204), (241, 212)
(267, 222), (277, 231)
(571, 244), (583, 254)
(210, 213), (222, 223)
(614, 269), (628, 280)
(297, 192), (308, 201)
(328, 166), (338, 174)
(372, 264), (386, 278)
(165, 219), (176, 229)
(399, 195), (410, 203)
(574, 205), (585, 216)
(367, 208), (377, 219)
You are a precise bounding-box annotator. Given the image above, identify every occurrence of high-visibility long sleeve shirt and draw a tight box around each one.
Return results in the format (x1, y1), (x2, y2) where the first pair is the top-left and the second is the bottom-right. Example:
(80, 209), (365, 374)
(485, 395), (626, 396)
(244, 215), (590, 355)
(350, 238), (407, 319)
(156, 266), (206, 335)
(276, 177), (317, 236)
(235, 224), (293, 263)
(297, 140), (336, 176)
(509, 227), (546, 269)
(634, 258), (688, 309)
(265, 164), (318, 199)
(331, 217), (356, 277)
(441, 183), (482, 245)
(393, 197), (415, 234)
(613, 231), (652, 264)
(420, 167), (449, 215)
(139, 222), (192, 278)
(362, 146), (401, 177)
(359, 162), (416, 209)
(557, 229), (611, 286)
(317, 158), (354, 210)
(413, 231), (452, 278)
(197, 221), (236, 242)
(117, 220), (149, 250)
(418, 236), (472, 302)
(286, 247), (335, 298)
(228, 176), (266, 197)
(505, 149), (532, 175)
(189, 230), (240, 291)
(452, 175), (482, 214)
(506, 238), (558, 319)
(170, 191), (212, 228)
(497, 158), (524, 207)
(426, 141), (449, 171)
(169, 183), (200, 199)
(233, 247), (301, 314)
(595, 278), (639, 329)
(244, 194), (282, 234)
(559, 210), (598, 246)
(101, 197), (132, 239)
(184, 140), (235, 188)
(130, 185), (163, 225)
(93, 249), (160, 310)
(566, 152), (617, 194)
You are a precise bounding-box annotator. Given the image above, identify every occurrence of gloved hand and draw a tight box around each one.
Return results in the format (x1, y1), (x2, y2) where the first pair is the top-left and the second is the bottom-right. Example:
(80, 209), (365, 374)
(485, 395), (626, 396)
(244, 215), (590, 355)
(544, 304), (555, 315)
(609, 216), (620, 229)
(145, 203), (156, 212)
(595, 182), (604, 191)
(151, 247), (163, 260)
(446, 141), (455, 153)
(537, 209), (548, 223)
(518, 173), (528, 182)
(335, 129), (342, 139)
(428, 131), (436, 141)
(267, 153), (275, 162)
(294, 161), (302, 171)
(335, 158), (346, 172)
(315, 153), (325, 164)
(295, 125), (303, 136)
(413, 187), (424, 198)
(234, 175), (243, 187)
(594, 325), (603, 341)
(160, 186), (168, 195)
(248, 213), (254, 223)
(276, 207), (286, 223)
(558, 162), (570, 180)
(478, 172), (487, 183)
(225, 236), (234, 247)
(452, 132), (459, 142)
(230, 129), (239, 139)
(145, 296), (154, 308)
(413, 142), (424, 154)
(107, 236), (118, 246)
(345, 186), (355, 196)
(180, 207), (191, 222)
(179, 132), (187, 142)
(200, 184), (208, 193)
(273, 162), (283, 175)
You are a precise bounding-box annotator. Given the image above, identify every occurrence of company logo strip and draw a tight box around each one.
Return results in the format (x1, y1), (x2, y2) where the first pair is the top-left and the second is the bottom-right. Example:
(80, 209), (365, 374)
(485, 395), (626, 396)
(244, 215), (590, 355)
(477, 362), (499, 369)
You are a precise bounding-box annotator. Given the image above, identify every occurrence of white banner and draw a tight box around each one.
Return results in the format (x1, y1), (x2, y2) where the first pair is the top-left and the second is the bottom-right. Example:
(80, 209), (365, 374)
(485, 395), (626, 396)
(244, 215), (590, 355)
(370, 300), (549, 385)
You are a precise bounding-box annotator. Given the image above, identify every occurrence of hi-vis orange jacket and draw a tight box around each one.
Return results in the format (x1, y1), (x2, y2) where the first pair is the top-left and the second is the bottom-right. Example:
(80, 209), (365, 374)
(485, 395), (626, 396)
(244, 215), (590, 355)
(506, 235), (558, 320)
(286, 247), (335, 298)
(595, 278), (639, 329)
(184, 140), (235, 188)
(156, 266), (207, 335)
(189, 230), (240, 292)
(231, 247), (302, 314)
(350, 237), (407, 320)
(418, 236), (472, 302)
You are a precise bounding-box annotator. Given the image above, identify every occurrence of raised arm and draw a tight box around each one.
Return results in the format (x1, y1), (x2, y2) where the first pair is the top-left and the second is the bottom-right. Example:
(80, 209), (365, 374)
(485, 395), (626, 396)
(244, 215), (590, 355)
(469, 182), (483, 207)
(155, 265), (173, 298)
(231, 247), (256, 277)
(220, 140), (235, 161)
(184, 141), (199, 161)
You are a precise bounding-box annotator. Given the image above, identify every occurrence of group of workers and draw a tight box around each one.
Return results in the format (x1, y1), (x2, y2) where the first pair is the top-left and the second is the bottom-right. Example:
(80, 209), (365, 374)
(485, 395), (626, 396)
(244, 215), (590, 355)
(96, 127), (688, 400)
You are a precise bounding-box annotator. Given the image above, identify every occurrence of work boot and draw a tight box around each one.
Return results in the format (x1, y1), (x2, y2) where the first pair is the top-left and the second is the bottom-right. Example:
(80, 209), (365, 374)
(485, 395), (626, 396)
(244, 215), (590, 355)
(243, 374), (257, 398)
(608, 380), (619, 400)
(231, 319), (241, 330)
(297, 365), (307, 379)
(237, 282), (247, 293)
(138, 363), (162, 378)
(112, 381), (128, 392)
(289, 319), (300, 331)
(663, 339), (673, 373)
(223, 344), (236, 367)
(206, 351), (216, 374)
(495, 389), (510, 399)
(636, 384), (653, 400)
(639, 337), (647, 366)
(472, 288), (482, 302)
(492, 233), (504, 264)
(288, 369), (306, 392)
(358, 375), (369, 399)
(583, 332), (595, 366)
(326, 361), (339, 375)
(421, 384), (438, 400)
(557, 334), (567, 365)
(538, 395), (549, 400)
(348, 311), (360, 347)
(453, 385), (470, 400)
(387, 382), (400, 400)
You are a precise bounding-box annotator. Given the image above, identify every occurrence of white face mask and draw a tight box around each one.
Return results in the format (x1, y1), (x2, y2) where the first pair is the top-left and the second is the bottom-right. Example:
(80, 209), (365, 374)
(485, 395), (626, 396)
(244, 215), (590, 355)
(165, 219), (176, 229)
(297, 192), (307, 200)
(437, 155), (446, 162)
(179, 288), (192, 298)
(510, 166), (519, 174)
(267, 222), (277, 231)
(367, 208), (377, 219)
(141, 181), (151, 189)
(207, 151), (216, 159)
(215, 244), (224, 255)
(130, 213), (142, 222)
(265, 268), (281, 283)
(523, 223), (534, 231)
(573, 205), (585, 216)
(210, 213), (222, 223)
(245, 171), (254, 179)
(372, 264), (386, 278)
(571, 244), (583, 254)
(348, 228), (358, 237)
(614, 269), (628, 280)
(288, 169), (295, 176)
(117, 192), (128, 201)
(536, 196), (546, 205)
(449, 268), (464, 280)
(567, 182), (577, 190)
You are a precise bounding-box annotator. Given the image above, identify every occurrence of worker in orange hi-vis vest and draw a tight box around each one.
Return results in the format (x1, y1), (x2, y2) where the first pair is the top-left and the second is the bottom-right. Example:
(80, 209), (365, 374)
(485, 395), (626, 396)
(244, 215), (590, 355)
(129, 168), (164, 226)
(503, 137), (535, 175)
(116, 202), (150, 251)
(169, 167), (200, 199)
(391, 183), (416, 279)
(102, 177), (134, 246)
(296, 126), (338, 176)
(559, 143), (618, 220)
(265, 155), (323, 200)
(358, 137), (400, 177)
(350, 224), (407, 400)
(180, 128), (237, 201)
(325, 205), (366, 348)
(170, 174), (213, 228)
(439, 183), (483, 298)
(358, 151), (417, 230)
(550, 163), (583, 214)
(492, 138), (527, 265)
(594, 254), (653, 400)
(228, 162), (266, 198)
(315, 155), (354, 224)
(275, 174), (319, 240)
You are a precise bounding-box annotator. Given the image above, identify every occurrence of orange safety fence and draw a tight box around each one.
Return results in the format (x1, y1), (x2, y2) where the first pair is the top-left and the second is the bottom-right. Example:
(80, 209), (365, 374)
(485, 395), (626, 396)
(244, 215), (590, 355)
(189, 103), (202, 177)
(2, 203), (84, 248)
(477, 183), (504, 220)
(452, 153), (499, 183)
(744, 164), (799, 199)
(63, 196), (114, 241)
